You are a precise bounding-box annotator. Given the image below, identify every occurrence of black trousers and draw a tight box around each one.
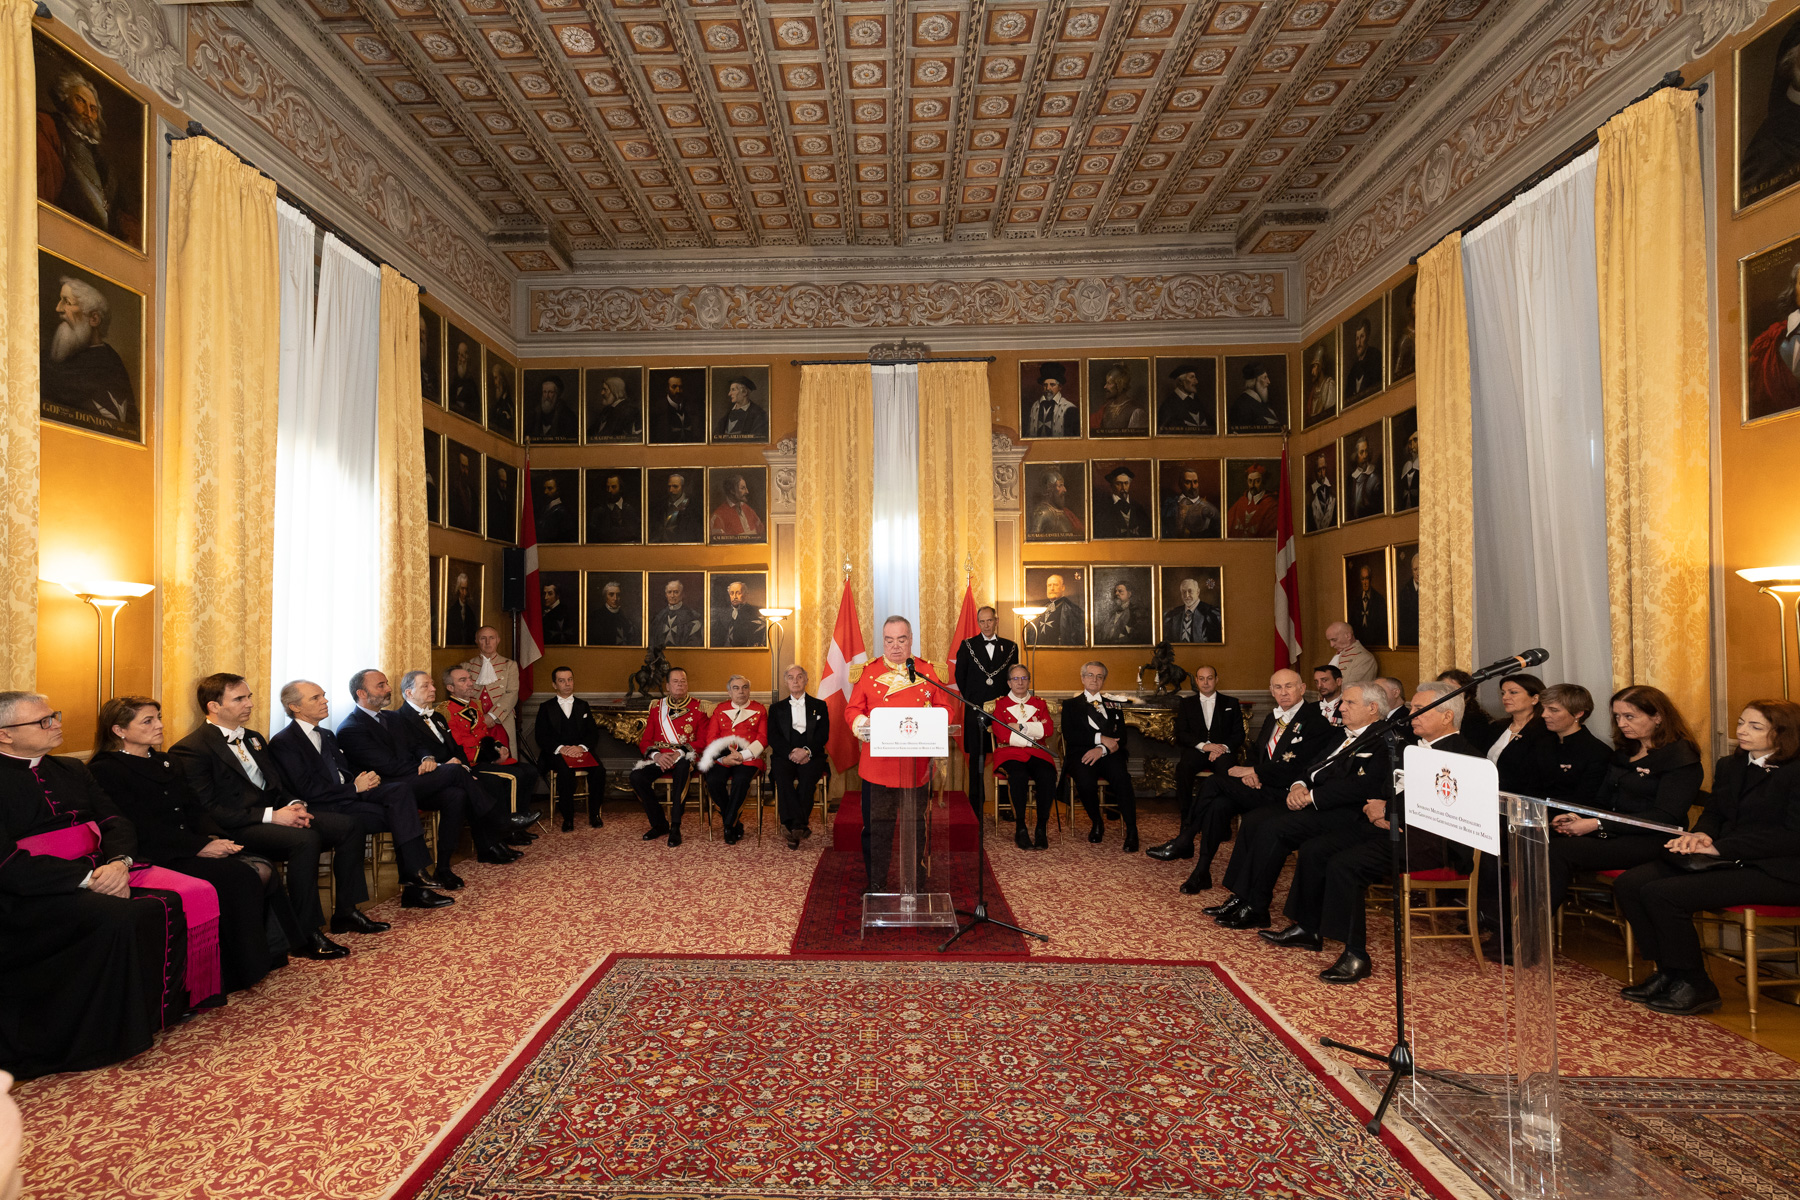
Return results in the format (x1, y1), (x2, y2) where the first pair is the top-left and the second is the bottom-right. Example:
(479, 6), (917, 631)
(705, 764), (759, 830)
(1000, 757), (1057, 832)
(863, 783), (928, 892)
(964, 727), (990, 822)
(233, 811), (365, 927)
(631, 760), (692, 831)
(1179, 774), (1280, 888)
(477, 762), (540, 814)
(393, 767), (493, 873)
(1068, 752), (1136, 834)
(313, 780), (431, 878)
(1547, 833), (1668, 913)
(1285, 823), (1384, 939)
(1174, 750), (1229, 816)
(770, 754), (826, 830)
(1223, 804), (1362, 912)
(545, 760), (592, 821)
(157, 854), (287, 995)
(1613, 860), (1800, 972)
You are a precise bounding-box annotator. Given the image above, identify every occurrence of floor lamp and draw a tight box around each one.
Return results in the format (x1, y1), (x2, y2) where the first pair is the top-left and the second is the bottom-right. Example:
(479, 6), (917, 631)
(760, 607), (792, 702)
(1737, 566), (1800, 699)
(49, 580), (155, 706)
(1012, 606), (1046, 682)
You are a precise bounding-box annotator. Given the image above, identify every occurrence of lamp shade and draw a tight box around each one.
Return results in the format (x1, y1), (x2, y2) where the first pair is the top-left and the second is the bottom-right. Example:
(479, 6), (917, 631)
(1737, 566), (1800, 593)
(759, 607), (793, 620)
(1012, 605), (1047, 620)
(48, 579), (155, 600)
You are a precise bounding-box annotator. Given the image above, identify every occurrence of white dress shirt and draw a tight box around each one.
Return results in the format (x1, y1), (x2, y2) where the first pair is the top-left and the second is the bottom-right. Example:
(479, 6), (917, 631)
(1194, 691), (1218, 749)
(788, 695), (807, 732)
(209, 718), (275, 821)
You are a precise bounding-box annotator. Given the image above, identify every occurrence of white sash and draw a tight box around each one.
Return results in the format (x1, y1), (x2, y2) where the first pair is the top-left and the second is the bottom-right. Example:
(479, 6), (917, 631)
(658, 701), (684, 746)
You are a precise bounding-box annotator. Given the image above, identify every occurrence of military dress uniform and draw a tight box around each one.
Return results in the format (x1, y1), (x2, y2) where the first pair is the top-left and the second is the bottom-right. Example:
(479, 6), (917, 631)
(846, 657), (947, 893)
(631, 697), (708, 843)
(699, 700), (768, 842)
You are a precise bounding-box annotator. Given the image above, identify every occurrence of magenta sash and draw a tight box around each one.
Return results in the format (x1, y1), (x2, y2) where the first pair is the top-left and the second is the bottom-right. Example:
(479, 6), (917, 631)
(19, 821), (223, 1004)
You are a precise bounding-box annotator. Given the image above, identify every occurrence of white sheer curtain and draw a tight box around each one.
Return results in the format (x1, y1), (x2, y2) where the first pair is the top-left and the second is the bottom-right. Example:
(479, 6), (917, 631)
(269, 230), (383, 731)
(869, 363), (921, 640)
(1464, 148), (1613, 721)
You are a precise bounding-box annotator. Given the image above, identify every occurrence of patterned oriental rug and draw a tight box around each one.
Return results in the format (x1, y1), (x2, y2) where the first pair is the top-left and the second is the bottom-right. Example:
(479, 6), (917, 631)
(393, 955), (1463, 1200)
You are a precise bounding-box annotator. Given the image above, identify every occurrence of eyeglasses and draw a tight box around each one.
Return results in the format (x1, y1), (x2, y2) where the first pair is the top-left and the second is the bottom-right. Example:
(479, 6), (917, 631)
(1, 711), (63, 730)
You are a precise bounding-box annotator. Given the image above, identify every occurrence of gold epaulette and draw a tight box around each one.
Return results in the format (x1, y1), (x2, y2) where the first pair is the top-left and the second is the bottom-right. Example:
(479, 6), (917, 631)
(849, 660), (869, 683)
(984, 698), (999, 714)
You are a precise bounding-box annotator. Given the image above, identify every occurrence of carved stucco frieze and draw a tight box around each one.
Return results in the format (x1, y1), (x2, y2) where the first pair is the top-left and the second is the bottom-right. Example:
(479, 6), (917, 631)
(763, 436), (798, 518)
(1688, 0), (1775, 56)
(45, 0), (185, 105)
(991, 430), (1027, 516)
(529, 272), (1282, 335)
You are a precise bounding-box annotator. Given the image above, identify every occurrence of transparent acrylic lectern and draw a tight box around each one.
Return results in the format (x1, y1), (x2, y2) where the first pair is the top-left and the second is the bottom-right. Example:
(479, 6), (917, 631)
(860, 708), (958, 937)
(1398, 792), (1686, 1199)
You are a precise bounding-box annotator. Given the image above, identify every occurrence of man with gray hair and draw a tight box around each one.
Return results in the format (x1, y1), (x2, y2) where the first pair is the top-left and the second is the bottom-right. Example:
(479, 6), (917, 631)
(1059, 661), (1139, 851)
(1213, 682), (1396, 931)
(43, 273), (136, 436)
(38, 69), (139, 242)
(1265, 681), (1480, 985)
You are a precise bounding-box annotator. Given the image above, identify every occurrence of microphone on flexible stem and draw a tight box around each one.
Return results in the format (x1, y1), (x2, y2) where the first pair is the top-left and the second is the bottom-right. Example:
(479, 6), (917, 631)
(906, 656), (917, 682)
(1469, 648), (1550, 682)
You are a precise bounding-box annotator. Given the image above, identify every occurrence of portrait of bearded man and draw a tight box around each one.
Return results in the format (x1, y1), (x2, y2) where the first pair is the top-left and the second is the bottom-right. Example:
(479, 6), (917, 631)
(34, 44), (144, 248)
(40, 262), (140, 443)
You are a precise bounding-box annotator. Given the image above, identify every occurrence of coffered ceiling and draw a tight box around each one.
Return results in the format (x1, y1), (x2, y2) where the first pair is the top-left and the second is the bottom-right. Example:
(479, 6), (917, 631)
(287, 0), (1502, 266)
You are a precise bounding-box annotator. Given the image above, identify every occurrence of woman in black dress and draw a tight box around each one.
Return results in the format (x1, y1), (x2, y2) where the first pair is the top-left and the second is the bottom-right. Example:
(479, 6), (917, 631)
(1613, 699), (1800, 1016)
(88, 696), (302, 995)
(1546, 685), (1703, 913)
(1535, 684), (1612, 807)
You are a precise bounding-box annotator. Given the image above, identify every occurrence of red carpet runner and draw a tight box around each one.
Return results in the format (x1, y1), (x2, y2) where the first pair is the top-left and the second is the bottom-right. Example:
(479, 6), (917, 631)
(394, 955), (1455, 1200)
(792, 791), (1029, 955)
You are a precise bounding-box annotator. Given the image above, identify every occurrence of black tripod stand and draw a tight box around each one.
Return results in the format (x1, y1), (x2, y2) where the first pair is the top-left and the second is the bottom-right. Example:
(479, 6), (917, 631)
(1316, 651), (1547, 1132)
(900, 665), (1051, 950)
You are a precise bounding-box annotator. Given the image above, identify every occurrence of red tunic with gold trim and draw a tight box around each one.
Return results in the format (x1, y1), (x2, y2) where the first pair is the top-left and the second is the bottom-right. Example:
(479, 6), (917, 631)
(700, 702), (769, 773)
(636, 697), (707, 768)
(986, 693), (1056, 769)
(440, 692), (516, 765)
(844, 657), (948, 788)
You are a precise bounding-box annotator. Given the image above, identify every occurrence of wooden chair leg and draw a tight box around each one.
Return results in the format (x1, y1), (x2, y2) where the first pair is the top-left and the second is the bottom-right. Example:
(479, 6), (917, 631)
(1623, 920), (1635, 985)
(1746, 910), (1760, 1033)
(1467, 855), (1483, 964)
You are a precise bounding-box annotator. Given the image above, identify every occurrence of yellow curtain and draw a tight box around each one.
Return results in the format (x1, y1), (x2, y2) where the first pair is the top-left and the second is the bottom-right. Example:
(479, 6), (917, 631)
(377, 265), (431, 691)
(917, 361), (994, 666)
(1415, 233), (1476, 680)
(1596, 88), (1712, 752)
(0, 0), (37, 691)
(795, 364), (874, 677)
(161, 139), (280, 729)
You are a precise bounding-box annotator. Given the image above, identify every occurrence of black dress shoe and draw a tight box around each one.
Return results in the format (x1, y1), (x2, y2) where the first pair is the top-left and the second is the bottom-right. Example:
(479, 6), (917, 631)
(1259, 924), (1323, 952)
(1145, 841), (1194, 861)
(477, 845), (522, 864)
(297, 931), (350, 961)
(1202, 896), (1239, 915)
(1122, 833), (1139, 853)
(1320, 950), (1373, 984)
(329, 910), (391, 935)
(588, 810), (604, 829)
(723, 827), (741, 845)
(1034, 829), (1049, 849)
(668, 828), (683, 847)
(502, 829), (535, 845)
(1088, 824), (1104, 844)
(786, 828), (802, 850)
(561, 816), (575, 833)
(1219, 907), (1271, 930)
(510, 810), (542, 828)
(1647, 979), (1722, 1015)
(642, 827), (670, 841)
(401, 884), (454, 909)
(432, 868), (465, 891)
(799, 825), (814, 839)
(1620, 971), (1675, 1004)
(1015, 827), (1032, 850)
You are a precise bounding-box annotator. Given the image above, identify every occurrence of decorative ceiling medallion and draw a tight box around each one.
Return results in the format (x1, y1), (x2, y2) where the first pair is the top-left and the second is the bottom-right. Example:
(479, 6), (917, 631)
(912, 11), (958, 45)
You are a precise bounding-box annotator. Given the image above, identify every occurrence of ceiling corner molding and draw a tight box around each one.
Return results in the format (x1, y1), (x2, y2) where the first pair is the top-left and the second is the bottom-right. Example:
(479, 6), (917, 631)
(43, 0), (185, 106)
(1688, 0), (1774, 57)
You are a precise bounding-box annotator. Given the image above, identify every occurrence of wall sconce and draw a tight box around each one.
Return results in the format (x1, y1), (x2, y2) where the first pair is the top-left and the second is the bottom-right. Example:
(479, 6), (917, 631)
(760, 607), (793, 703)
(1737, 566), (1800, 699)
(47, 580), (155, 705)
(1012, 605), (1046, 679)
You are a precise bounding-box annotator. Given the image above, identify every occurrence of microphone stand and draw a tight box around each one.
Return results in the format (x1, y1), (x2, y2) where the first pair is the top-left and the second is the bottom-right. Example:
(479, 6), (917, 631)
(902, 668), (1051, 949)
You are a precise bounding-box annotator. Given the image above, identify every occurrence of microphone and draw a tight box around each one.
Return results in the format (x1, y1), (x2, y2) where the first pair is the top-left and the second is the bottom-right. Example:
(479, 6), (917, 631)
(906, 657), (917, 682)
(1469, 648), (1549, 681)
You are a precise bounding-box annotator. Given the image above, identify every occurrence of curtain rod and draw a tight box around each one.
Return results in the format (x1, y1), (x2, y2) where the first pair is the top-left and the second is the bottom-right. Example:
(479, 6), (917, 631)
(164, 121), (424, 294)
(1408, 71), (1705, 266)
(789, 355), (998, 366)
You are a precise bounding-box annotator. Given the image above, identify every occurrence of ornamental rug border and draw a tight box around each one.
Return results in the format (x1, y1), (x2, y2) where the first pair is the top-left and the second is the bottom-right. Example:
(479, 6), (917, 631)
(390, 953), (1474, 1200)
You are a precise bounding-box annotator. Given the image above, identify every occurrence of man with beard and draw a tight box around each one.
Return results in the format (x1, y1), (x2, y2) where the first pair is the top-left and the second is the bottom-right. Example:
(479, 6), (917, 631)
(1022, 363), (1079, 438)
(1091, 465), (1151, 539)
(540, 582), (577, 646)
(1096, 580), (1149, 645)
(1161, 466), (1220, 539)
(1346, 435), (1383, 521)
(535, 475), (577, 543)
(1343, 318), (1381, 403)
(1037, 574), (1085, 646)
(650, 471), (704, 543)
(1158, 361), (1215, 435)
(448, 336), (481, 421)
(589, 471), (640, 544)
(42, 275), (136, 437)
(526, 375), (577, 443)
(589, 580), (641, 646)
(1028, 470), (1084, 539)
(448, 451), (479, 531)
(709, 472), (765, 542)
(1307, 451), (1337, 533)
(1226, 462), (1278, 538)
(487, 359), (514, 435)
(713, 580), (766, 647)
(1396, 429), (1420, 510)
(650, 578), (703, 648)
(714, 376), (769, 441)
(446, 573), (479, 645)
(587, 374), (641, 441)
(1304, 343), (1337, 420)
(1229, 361), (1283, 432)
(1742, 21), (1800, 205)
(1162, 576), (1221, 644)
(648, 372), (705, 443)
(37, 71), (139, 245)
(1090, 361), (1148, 435)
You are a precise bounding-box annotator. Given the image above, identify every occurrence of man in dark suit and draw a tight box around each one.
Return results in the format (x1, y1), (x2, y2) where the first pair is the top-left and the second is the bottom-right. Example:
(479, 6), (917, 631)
(540, 582), (577, 645)
(1059, 662), (1138, 851)
(535, 475), (578, 544)
(1147, 665), (1246, 862)
(1264, 681), (1478, 983)
(388, 670), (537, 840)
(1091, 466), (1152, 539)
(1211, 682), (1395, 931)
(647, 372), (704, 443)
(649, 471), (704, 543)
(589, 472), (640, 544)
(167, 673), (360, 959)
(712, 579), (766, 647)
(269, 680), (452, 911)
(952, 606), (1018, 820)
(767, 664), (831, 849)
(526, 374), (577, 443)
(534, 666), (602, 831)
(1162, 576), (1222, 644)
(1167, 669), (1332, 888)
(589, 579), (641, 646)
(649, 578), (704, 647)
(1158, 361), (1215, 435)
(713, 375), (769, 441)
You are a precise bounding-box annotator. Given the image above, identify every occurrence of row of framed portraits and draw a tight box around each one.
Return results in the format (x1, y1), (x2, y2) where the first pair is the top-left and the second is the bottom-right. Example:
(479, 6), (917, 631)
(1015, 565), (1227, 647)
(1300, 276), (1416, 431)
(1301, 408), (1418, 534)
(1019, 355), (1290, 440)
(1343, 542), (1420, 653)
(426, 430), (770, 547)
(432, 559), (775, 650)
